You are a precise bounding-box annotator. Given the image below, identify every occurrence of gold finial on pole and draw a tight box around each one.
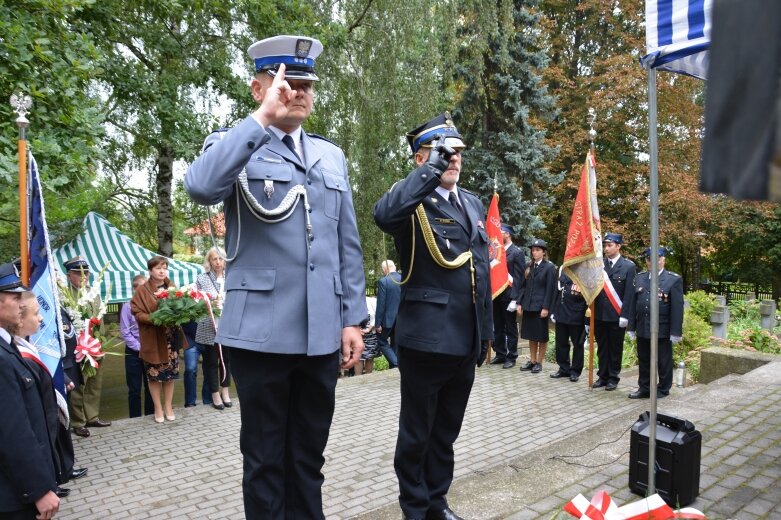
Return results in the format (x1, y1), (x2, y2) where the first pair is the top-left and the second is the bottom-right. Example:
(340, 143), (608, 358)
(587, 107), (597, 151)
(11, 92), (32, 285)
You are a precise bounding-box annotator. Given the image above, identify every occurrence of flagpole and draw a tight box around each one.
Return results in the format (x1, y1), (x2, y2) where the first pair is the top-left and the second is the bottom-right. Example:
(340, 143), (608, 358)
(11, 93), (32, 285)
(587, 108), (597, 391)
(647, 67), (660, 496)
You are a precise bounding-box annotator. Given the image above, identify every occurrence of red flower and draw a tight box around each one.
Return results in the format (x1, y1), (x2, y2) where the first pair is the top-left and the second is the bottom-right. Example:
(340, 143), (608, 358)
(89, 317), (101, 326)
(156, 290), (169, 299)
(175, 291), (184, 298)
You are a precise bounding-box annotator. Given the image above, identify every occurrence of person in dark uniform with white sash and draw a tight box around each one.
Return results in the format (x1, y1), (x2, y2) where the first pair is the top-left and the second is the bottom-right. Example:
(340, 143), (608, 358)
(592, 233), (636, 391)
(628, 247), (684, 399)
(185, 35), (367, 520)
(374, 113), (493, 520)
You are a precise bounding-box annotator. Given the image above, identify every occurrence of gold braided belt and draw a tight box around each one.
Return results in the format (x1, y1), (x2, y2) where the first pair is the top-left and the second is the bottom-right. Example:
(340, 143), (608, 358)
(393, 204), (476, 302)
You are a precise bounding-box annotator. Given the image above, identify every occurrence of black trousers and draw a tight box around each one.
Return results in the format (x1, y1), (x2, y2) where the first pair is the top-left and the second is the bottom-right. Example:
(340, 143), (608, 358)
(491, 288), (518, 360)
(125, 347), (153, 418)
(594, 320), (626, 384)
(395, 347), (476, 518)
(636, 337), (673, 394)
(0, 505), (38, 519)
(554, 322), (585, 376)
(203, 343), (232, 392)
(230, 348), (339, 520)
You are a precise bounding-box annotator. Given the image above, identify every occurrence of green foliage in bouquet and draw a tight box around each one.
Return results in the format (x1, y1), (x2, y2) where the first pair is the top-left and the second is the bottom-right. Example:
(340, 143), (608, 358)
(149, 289), (218, 327)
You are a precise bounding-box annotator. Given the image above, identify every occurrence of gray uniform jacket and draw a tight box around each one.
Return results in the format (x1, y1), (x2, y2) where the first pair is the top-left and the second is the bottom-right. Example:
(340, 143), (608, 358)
(373, 165), (493, 358)
(185, 116), (367, 355)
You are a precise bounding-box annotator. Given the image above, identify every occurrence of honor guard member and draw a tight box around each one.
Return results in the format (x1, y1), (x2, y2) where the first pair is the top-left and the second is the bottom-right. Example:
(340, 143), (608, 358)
(592, 233), (636, 391)
(517, 239), (557, 373)
(185, 35), (367, 520)
(0, 262), (61, 519)
(64, 256), (111, 438)
(490, 224), (526, 368)
(374, 113), (493, 520)
(627, 247), (684, 399)
(549, 271), (587, 382)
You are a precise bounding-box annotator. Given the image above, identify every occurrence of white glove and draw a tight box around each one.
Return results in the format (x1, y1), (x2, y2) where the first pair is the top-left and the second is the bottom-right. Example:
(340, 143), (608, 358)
(618, 317), (629, 328)
(584, 324), (589, 335)
(550, 314), (556, 324)
(671, 335), (682, 343)
(628, 331), (636, 341)
(507, 300), (517, 312)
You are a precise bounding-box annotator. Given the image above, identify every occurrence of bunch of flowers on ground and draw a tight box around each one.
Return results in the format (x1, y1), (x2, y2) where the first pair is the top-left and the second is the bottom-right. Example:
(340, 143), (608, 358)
(149, 287), (219, 327)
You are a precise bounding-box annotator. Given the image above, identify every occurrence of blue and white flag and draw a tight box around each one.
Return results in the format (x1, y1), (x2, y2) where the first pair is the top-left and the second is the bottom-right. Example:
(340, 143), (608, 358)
(28, 153), (66, 388)
(642, 0), (713, 80)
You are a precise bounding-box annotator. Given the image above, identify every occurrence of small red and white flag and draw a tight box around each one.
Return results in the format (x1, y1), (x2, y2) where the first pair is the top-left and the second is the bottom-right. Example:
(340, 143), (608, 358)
(486, 192), (510, 299)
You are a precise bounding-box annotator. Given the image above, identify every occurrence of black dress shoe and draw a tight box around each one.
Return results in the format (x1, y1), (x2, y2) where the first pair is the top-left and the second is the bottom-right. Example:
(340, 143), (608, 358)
(212, 403), (225, 410)
(222, 400), (233, 408)
(570, 375), (579, 382)
(657, 391), (668, 399)
(591, 380), (607, 388)
(502, 359), (516, 369)
(530, 363), (542, 373)
(70, 468), (88, 480)
(519, 361), (534, 371)
(56, 487), (70, 498)
(490, 356), (505, 365)
(72, 426), (90, 438)
(605, 382), (618, 391)
(549, 371), (567, 378)
(426, 508), (464, 520)
(86, 418), (111, 427)
(628, 390), (650, 399)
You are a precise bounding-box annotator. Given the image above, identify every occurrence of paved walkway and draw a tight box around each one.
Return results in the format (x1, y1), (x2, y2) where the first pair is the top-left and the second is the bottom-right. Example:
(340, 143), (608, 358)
(59, 358), (781, 519)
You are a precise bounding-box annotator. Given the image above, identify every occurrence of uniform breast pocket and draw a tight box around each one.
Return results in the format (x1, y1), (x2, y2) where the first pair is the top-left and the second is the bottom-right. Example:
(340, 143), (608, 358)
(322, 171), (347, 220)
(477, 227), (489, 244)
(401, 287), (449, 344)
(431, 223), (461, 253)
(246, 161), (295, 205)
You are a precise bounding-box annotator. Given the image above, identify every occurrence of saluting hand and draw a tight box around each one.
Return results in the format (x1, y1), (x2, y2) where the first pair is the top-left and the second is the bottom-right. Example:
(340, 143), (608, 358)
(340, 326), (364, 370)
(253, 64), (298, 128)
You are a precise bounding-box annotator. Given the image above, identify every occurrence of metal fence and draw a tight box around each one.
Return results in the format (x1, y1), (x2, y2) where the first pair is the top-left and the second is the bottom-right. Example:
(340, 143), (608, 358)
(695, 282), (775, 303)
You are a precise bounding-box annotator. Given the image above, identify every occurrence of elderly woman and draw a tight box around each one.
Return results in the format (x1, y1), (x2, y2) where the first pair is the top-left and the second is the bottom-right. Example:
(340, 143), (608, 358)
(131, 256), (181, 423)
(194, 247), (232, 410)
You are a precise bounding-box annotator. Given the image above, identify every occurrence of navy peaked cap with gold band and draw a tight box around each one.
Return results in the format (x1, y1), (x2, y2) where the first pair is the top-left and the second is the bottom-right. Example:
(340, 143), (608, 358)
(529, 238), (548, 250)
(604, 232), (623, 244)
(500, 224), (514, 234)
(406, 112), (466, 154)
(0, 262), (27, 293)
(248, 35), (323, 81)
(64, 256), (90, 272)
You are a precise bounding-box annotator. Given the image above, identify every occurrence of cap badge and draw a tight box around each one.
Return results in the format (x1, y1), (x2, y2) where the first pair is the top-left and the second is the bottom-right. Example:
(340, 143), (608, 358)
(295, 39), (312, 59)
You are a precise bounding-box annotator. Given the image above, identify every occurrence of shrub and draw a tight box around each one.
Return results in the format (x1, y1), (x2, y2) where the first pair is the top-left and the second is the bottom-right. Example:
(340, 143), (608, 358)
(374, 355), (389, 372)
(686, 290), (717, 323)
(676, 310), (712, 382)
(728, 299), (761, 321)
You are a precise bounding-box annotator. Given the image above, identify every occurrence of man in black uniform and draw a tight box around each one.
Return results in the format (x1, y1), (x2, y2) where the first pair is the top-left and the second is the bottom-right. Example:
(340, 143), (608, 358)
(550, 271), (587, 382)
(628, 247), (684, 399)
(0, 262), (60, 519)
(491, 224), (526, 369)
(374, 113), (493, 520)
(592, 233), (636, 391)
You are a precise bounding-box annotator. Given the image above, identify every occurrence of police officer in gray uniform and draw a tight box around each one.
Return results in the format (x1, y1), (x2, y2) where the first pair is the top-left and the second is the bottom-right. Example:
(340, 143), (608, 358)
(628, 247), (684, 399)
(374, 113), (493, 520)
(185, 35), (367, 520)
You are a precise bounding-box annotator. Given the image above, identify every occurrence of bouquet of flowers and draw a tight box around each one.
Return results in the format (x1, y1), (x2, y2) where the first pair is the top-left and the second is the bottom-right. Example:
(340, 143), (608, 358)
(149, 287), (220, 327)
(58, 262), (117, 378)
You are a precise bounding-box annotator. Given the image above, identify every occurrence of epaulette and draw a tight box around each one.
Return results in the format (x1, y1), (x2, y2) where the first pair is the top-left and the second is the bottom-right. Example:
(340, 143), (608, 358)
(202, 128), (230, 152)
(670, 272), (680, 277)
(459, 187), (476, 196)
(307, 133), (339, 147)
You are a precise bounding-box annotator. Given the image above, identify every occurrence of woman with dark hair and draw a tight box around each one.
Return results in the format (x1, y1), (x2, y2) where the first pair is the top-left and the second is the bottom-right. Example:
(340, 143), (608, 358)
(131, 256), (181, 423)
(518, 239), (557, 374)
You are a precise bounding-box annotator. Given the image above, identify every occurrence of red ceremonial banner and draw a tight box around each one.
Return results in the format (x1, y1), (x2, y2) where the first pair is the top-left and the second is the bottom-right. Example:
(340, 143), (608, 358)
(487, 193), (510, 299)
(561, 150), (604, 305)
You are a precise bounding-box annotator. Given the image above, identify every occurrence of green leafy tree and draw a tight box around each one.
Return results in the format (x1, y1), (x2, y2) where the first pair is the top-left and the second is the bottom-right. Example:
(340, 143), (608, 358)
(453, 0), (560, 246)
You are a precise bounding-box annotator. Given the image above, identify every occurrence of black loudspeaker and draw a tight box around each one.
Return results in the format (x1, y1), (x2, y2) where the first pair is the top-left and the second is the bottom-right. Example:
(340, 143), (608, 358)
(629, 411), (702, 507)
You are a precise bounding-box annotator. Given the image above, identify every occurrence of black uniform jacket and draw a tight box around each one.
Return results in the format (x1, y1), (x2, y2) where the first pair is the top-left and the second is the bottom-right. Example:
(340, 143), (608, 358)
(373, 165), (493, 357)
(518, 260), (557, 312)
(594, 255), (636, 322)
(552, 272), (587, 326)
(506, 244), (526, 301)
(629, 269), (684, 339)
(0, 335), (57, 512)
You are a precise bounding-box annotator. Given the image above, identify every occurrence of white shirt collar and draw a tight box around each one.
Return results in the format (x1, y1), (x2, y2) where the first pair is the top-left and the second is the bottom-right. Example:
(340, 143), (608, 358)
(435, 185), (460, 203)
(0, 328), (10, 344)
(504, 241), (512, 251)
(268, 126), (304, 159)
(608, 254), (621, 264)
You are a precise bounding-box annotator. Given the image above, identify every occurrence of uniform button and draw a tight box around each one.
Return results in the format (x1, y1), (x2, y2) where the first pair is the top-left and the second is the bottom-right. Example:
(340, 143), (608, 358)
(307, 180), (312, 185)
(247, 141), (255, 148)
(241, 281), (247, 286)
(310, 263), (315, 271)
(266, 173), (271, 178)
(422, 173), (427, 179)
(443, 230), (447, 235)
(423, 292), (428, 298)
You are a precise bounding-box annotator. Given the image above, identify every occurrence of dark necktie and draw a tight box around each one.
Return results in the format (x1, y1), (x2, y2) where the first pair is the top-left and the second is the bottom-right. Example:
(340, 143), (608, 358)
(449, 192), (466, 219)
(608, 259), (614, 269)
(282, 134), (300, 161)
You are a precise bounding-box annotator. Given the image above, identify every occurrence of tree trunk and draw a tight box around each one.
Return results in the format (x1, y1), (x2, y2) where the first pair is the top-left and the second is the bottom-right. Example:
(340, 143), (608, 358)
(156, 144), (174, 257)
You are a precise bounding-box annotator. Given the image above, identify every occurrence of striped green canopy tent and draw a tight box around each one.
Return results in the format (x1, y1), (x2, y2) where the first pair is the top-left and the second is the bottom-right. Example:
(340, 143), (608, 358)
(54, 212), (203, 303)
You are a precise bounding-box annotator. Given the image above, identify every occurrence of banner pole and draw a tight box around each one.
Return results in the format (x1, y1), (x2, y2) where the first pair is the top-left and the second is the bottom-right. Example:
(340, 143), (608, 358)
(588, 303), (594, 389)
(11, 93), (32, 285)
